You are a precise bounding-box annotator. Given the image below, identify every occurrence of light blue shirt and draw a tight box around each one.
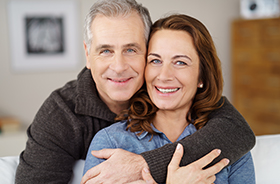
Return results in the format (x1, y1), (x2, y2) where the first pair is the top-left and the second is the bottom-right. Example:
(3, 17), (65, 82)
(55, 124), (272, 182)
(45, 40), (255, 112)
(84, 121), (255, 184)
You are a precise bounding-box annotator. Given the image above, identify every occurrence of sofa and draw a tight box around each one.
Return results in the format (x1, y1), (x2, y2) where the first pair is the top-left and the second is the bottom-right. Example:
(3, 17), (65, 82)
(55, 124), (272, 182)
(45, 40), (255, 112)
(1, 134), (280, 184)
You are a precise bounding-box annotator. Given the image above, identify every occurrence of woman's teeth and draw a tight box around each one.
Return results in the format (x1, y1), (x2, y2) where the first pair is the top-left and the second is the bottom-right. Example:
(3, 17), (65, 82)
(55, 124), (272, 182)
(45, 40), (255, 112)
(156, 87), (179, 93)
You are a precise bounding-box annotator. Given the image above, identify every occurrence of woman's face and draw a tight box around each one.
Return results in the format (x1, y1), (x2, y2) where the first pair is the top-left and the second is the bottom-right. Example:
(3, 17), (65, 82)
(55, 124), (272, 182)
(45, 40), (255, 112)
(145, 29), (201, 112)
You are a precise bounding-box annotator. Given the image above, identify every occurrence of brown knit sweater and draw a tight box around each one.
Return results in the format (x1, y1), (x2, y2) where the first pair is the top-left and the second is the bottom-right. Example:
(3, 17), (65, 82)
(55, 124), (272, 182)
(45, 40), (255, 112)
(15, 68), (255, 183)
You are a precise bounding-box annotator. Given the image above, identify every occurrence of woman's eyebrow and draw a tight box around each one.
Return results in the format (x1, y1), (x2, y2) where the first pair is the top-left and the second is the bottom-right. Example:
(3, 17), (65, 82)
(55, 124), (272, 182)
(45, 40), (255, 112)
(147, 53), (161, 58)
(148, 53), (192, 62)
(172, 55), (192, 62)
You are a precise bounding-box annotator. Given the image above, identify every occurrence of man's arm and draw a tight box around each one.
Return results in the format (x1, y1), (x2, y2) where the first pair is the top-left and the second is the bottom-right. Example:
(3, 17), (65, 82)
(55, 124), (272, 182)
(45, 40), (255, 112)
(16, 125), (76, 183)
(15, 92), (92, 184)
(141, 97), (255, 183)
(127, 144), (229, 184)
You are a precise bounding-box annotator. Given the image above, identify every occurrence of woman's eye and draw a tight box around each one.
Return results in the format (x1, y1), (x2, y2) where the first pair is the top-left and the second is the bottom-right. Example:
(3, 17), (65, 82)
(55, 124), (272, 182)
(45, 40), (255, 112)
(150, 59), (161, 64)
(175, 61), (187, 65)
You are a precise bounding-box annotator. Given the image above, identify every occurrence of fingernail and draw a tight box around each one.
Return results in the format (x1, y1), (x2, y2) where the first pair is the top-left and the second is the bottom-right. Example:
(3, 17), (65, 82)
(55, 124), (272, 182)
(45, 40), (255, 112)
(225, 159), (230, 164)
(216, 149), (221, 154)
(176, 143), (182, 150)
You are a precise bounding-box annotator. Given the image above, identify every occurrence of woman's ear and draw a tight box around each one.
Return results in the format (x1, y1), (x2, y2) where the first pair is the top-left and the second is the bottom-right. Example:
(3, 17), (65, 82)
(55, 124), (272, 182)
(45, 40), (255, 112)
(198, 82), (203, 88)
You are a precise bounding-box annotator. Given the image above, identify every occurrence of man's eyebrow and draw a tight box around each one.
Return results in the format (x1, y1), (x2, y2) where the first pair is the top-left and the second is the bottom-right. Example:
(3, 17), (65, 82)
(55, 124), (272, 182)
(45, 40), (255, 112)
(123, 43), (142, 50)
(95, 44), (113, 52)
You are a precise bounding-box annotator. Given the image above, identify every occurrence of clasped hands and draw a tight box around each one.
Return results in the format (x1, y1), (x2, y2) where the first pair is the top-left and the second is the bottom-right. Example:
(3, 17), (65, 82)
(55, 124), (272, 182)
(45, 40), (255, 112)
(81, 144), (229, 184)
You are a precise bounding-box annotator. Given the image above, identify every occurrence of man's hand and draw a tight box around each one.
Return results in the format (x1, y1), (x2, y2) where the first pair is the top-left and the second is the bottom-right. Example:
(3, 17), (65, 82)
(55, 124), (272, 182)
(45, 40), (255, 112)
(127, 168), (157, 184)
(167, 144), (229, 184)
(81, 148), (148, 184)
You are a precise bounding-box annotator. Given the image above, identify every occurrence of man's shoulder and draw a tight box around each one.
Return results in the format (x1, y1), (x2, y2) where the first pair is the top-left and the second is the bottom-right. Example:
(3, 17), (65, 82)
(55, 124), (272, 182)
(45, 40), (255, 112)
(50, 79), (78, 101)
(34, 69), (87, 123)
(46, 68), (91, 109)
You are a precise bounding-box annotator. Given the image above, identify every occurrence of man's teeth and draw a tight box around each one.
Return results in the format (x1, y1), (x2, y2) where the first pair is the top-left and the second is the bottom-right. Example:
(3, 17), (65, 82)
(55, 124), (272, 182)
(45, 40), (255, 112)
(156, 87), (179, 93)
(111, 79), (129, 82)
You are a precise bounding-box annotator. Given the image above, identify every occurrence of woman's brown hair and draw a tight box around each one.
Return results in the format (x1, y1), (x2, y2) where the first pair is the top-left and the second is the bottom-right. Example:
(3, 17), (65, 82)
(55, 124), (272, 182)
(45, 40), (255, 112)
(115, 14), (224, 135)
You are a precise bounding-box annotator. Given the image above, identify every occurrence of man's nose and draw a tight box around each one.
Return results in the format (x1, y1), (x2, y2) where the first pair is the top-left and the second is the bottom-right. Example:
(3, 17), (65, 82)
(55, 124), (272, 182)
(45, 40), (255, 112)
(109, 53), (129, 73)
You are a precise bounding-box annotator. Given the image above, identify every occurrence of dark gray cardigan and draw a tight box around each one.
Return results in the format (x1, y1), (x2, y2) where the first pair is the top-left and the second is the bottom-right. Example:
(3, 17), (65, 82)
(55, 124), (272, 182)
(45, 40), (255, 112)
(15, 68), (255, 183)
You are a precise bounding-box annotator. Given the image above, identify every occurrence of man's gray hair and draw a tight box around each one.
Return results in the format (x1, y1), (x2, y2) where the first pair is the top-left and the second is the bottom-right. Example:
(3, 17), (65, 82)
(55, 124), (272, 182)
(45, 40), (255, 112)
(84, 0), (152, 52)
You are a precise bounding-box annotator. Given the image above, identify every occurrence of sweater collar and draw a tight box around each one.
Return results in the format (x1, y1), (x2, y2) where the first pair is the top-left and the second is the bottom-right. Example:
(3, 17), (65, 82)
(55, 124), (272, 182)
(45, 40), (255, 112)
(74, 67), (117, 122)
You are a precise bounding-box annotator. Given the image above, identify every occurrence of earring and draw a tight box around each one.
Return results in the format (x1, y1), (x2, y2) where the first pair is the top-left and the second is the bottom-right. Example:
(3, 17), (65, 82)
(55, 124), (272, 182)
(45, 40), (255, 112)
(199, 83), (203, 88)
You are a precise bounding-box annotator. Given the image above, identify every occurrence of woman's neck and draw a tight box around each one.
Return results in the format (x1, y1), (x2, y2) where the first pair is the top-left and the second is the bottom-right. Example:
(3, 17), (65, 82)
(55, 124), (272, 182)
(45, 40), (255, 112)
(153, 109), (189, 143)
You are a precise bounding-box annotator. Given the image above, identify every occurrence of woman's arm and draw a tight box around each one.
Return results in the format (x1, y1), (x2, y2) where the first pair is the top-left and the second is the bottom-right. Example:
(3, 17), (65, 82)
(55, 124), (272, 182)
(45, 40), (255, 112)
(227, 152), (255, 183)
(140, 97), (256, 183)
(83, 129), (112, 175)
(82, 123), (147, 184)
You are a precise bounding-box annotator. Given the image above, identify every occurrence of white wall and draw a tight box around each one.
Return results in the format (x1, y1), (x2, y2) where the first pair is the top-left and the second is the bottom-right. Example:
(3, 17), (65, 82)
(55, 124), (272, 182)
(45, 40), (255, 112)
(0, 0), (241, 127)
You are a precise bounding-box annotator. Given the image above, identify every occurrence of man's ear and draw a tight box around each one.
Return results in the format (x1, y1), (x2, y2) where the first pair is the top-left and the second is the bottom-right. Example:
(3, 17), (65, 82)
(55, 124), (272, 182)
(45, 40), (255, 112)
(83, 41), (91, 69)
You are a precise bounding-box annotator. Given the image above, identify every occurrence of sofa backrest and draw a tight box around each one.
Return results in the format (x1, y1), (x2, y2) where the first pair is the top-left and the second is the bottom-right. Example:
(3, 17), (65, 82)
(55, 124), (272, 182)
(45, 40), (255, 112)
(251, 134), (280, 184)
(1, 134), (280, 184)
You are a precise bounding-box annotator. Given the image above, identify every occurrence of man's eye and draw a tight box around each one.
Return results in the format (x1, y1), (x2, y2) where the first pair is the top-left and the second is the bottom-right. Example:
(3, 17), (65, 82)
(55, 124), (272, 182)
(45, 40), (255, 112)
(126, 48), (136, 53)
(101, 49), (111, 54)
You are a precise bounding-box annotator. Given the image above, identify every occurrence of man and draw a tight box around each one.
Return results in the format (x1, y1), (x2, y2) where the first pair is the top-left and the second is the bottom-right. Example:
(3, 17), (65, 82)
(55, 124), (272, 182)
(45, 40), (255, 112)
(15, 0), (255, 183)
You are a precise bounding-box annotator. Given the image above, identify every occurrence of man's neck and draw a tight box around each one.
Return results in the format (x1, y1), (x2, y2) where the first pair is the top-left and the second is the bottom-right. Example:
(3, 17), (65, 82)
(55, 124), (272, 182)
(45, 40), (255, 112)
(108, 102), (129, 115)
(98, 94), (129, 115)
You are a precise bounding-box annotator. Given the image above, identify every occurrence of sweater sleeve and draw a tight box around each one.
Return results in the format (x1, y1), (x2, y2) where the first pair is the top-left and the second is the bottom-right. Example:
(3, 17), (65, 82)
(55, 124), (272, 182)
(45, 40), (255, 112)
(141, 97), (256, 183)
(15, 92), (92, 184)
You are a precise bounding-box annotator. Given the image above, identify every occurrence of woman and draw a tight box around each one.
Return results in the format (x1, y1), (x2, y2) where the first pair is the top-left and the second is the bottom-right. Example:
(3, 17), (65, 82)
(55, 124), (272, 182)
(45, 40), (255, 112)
(83, 14), (255, 184)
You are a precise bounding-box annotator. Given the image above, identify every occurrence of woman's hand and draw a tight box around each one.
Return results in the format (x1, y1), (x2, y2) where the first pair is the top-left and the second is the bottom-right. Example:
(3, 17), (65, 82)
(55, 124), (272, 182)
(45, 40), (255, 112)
(128, 144), (229, 184)
(166, 144), (229, 184)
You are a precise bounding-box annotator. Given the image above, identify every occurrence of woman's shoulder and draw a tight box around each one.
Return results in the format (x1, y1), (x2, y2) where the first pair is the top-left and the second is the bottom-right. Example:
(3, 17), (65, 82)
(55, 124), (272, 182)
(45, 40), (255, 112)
(102, 120), (128, 133)
(95, 120), (135, 140)
(91, 121), (130, 148)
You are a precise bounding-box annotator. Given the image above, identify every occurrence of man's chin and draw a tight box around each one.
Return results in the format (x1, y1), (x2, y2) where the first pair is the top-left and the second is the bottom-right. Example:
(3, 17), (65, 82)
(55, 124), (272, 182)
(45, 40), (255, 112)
(110, 92), (133, 103)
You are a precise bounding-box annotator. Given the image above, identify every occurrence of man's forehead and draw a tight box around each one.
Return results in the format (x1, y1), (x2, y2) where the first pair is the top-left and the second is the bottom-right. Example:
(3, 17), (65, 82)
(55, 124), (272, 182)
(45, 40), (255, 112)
(92, 14), (143, 33)
(92, 12), (142, 25)
(90, 12), (146, 50)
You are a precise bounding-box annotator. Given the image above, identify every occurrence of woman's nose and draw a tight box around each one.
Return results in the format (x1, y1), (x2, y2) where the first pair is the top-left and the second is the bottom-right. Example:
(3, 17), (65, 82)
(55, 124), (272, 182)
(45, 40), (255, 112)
(157, 64), (174, 81)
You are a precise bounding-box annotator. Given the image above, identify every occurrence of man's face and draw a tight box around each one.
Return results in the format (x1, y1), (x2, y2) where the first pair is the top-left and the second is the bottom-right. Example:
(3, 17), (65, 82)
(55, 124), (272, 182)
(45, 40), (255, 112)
(84, 12), (146, 112)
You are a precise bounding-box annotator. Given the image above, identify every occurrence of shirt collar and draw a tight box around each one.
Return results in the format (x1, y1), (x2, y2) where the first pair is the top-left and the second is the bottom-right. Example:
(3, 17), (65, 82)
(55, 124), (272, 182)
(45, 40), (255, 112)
(176, 123), (197, 141)
(135, 123), (197, 141)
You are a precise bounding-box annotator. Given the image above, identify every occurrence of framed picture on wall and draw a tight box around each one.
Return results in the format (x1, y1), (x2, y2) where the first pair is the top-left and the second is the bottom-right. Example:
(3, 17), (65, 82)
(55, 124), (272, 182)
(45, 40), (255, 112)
(7, 0), (80, 73)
